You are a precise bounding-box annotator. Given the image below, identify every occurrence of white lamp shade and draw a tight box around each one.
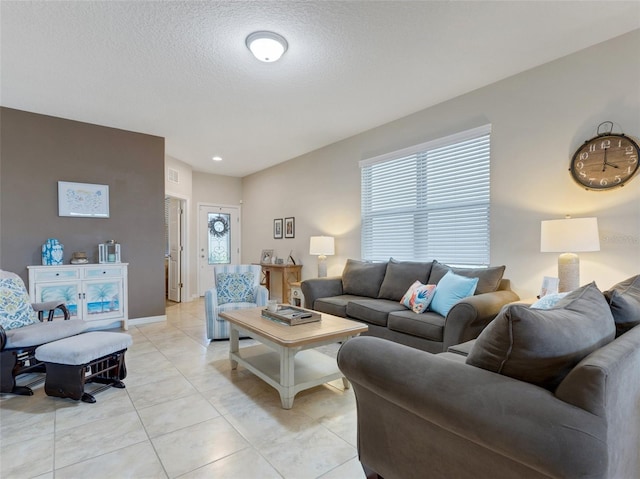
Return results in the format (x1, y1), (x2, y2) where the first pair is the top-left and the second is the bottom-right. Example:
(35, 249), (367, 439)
(540, 217), (600, 253)
(309, 236), (335, 256)
(246, 31), (288, 62)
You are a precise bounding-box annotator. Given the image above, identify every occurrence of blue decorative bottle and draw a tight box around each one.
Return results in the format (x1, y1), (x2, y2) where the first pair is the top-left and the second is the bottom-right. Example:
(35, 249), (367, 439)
(42, 238), (64, 265)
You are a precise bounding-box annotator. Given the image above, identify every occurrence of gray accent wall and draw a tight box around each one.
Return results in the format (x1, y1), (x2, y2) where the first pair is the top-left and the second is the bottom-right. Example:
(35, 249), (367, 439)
(0, 107), (165, 319)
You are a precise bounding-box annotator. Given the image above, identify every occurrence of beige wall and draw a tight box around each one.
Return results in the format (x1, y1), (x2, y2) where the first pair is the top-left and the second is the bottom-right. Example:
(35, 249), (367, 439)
(241, 29), (640, 299)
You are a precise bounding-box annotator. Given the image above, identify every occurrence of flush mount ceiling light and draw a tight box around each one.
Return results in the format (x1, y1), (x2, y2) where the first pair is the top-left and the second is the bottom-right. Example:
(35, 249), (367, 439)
(246, 31), (288, 62)
(212, 156), (222, 162)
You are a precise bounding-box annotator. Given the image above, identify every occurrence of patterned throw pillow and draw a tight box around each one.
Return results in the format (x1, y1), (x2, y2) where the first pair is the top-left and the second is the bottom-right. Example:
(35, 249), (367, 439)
(400, 280), (437, 313)
(0, 271), (38, 330)
(216, 272), (256, 305)
(411, 284), (437, 314)
(400, 280), (421, 308)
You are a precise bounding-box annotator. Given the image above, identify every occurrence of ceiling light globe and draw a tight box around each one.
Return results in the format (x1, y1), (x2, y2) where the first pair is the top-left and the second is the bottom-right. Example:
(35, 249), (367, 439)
(246, 31), (288, 62)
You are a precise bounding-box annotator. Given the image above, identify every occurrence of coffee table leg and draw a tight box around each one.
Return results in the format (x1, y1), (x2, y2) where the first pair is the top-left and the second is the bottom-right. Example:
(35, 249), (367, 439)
(279, 346), (296, 409)
(230, 326), (239, 370)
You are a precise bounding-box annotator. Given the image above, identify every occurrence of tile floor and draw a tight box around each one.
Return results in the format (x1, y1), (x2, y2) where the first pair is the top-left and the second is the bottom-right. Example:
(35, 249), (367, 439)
(0, 299), (367, 479)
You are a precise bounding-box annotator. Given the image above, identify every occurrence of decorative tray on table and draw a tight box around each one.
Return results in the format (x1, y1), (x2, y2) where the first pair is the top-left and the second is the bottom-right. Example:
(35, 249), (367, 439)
(261, 305), (321, 326)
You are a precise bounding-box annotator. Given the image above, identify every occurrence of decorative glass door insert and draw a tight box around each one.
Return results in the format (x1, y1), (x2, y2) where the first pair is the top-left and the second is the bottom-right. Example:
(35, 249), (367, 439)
(207, 213), (231, 264)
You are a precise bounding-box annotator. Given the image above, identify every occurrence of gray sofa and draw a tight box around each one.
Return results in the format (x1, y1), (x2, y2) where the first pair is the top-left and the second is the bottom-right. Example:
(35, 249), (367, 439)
(302, 259), (519, 353)
(338, 278), (640, 479)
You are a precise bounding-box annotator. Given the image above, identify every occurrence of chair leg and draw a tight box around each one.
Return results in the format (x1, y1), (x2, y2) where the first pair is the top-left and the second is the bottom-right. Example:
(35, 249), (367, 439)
(0, 350), (34, 395)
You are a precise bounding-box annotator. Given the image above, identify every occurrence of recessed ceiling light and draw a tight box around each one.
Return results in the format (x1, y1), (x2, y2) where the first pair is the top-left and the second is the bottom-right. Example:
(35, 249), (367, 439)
(212, 156), (222, 162)
(246, 31), (288, 62)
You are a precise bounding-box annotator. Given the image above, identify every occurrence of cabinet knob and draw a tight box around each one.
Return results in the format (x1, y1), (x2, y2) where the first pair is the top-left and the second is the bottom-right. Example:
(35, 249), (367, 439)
(55, 273), (60, 276)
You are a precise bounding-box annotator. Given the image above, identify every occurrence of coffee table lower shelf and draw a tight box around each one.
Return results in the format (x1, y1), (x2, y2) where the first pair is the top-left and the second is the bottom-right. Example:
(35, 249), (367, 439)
(230, 343), (349, 409)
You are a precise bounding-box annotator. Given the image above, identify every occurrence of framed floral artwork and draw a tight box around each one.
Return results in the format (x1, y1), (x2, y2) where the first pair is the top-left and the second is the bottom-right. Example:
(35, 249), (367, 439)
(58, 181), (109, 218)
(284, 217), (295, 238)
(274, 218), (283, 239)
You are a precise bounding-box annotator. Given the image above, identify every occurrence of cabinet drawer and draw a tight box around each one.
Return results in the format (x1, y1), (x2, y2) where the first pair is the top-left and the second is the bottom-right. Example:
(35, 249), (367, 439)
(84, 267), (123, 279)
(33, 269), (80, 281)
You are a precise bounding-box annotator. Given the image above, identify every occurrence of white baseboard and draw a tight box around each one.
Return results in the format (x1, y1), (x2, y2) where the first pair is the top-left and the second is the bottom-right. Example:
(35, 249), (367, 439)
(129, 315), (167, 327)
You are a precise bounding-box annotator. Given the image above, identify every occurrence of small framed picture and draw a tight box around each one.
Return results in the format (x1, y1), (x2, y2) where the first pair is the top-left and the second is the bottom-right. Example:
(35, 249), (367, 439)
(58, 181), (110, 218)
(261, 249), (274, 264)
(539, 276), (559, 298)
(284, 217), (295, 238)
(274, 218), (283, 239)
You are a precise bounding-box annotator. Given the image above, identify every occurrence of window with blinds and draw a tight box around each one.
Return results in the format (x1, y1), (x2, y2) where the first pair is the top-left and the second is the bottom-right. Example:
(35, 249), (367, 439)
(360, 125), (491, 267)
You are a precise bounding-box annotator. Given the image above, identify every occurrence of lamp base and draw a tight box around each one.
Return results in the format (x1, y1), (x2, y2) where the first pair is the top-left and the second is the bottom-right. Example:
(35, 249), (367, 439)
(317, 255), (327, 278)
(558, 253), (579, 293)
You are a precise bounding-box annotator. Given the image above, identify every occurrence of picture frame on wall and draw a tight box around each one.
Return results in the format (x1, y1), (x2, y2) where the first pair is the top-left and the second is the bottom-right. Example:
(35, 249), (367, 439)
(274, 218), (283, 239)
(284, 217), (295, 238)
(261, 249), (274, 264)
(58, 181), (110, 218)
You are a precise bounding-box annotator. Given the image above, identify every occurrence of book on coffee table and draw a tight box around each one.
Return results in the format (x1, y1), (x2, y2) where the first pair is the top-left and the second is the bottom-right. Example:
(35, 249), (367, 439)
(261, 306), (321, 326)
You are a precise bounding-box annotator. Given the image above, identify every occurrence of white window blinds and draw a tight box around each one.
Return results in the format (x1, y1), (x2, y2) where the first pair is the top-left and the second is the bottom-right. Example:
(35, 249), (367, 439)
(360, 125), (491, 267)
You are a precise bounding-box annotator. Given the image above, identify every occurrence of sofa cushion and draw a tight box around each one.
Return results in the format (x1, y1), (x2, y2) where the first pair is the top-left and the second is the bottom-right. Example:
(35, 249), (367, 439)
(466, 282), (615, 391)
(429, 271), (478, 317)
(5, 319), (89, 349)
(378, 259), (433, 301)
(346, 299), (407, 327)
(428, 261), (506, 294)
(604, 275), (640, 337)
(387, 310), (445, 342)
(314, 295), (367, 318)
(341, 259), (388, 298)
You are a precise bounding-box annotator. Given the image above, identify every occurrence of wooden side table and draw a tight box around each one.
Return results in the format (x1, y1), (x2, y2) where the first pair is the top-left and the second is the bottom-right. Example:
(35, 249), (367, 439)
(260, 264), (302, 303)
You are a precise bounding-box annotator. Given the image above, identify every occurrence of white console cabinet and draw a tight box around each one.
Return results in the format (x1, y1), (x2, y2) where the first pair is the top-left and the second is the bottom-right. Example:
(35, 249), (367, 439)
(28, 264), (129, 330)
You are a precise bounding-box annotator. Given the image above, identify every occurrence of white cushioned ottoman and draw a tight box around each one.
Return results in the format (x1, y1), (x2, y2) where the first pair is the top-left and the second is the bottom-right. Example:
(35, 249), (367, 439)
(35, 331), (132, 403)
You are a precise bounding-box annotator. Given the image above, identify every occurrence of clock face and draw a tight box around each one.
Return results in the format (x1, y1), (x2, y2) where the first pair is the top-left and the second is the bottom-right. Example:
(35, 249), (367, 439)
(570, 134), (640, 190)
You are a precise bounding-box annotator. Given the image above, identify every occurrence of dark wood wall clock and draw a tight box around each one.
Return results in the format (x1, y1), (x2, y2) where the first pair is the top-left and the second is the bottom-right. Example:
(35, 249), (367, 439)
(569, 121), (640, 190)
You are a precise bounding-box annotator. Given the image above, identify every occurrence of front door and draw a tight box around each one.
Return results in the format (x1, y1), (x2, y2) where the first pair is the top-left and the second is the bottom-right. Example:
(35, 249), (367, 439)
(198, 204), (240, 296)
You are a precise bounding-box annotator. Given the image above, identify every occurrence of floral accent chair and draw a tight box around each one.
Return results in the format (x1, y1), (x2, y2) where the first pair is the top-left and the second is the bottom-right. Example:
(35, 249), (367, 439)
(204, 264), (269, 340)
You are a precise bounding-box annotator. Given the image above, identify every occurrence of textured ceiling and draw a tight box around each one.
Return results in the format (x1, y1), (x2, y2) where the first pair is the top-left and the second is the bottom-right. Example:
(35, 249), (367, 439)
(2, 1), (639, 177)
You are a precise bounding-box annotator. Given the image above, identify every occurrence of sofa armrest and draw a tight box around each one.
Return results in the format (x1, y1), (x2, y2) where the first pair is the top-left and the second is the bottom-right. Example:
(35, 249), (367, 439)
(301, 277), (343, 309)
(256, 285), (269, 306)
(338, 336), (606, 479)
(443, 289), (520, 349)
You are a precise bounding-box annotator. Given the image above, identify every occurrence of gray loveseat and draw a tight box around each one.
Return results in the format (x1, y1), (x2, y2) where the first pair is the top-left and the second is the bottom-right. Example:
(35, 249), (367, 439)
(338, 277), (640, 479)
(302, 259), (519, 353)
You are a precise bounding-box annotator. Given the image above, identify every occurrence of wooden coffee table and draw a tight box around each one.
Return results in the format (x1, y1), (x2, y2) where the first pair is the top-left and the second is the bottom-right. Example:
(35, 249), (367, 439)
(219, 307), (368, 409)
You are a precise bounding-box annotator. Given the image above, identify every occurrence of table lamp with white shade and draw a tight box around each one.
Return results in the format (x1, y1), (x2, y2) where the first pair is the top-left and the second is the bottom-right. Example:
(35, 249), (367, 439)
(540, 217), (600, 292)
(309, 236), (335, 278)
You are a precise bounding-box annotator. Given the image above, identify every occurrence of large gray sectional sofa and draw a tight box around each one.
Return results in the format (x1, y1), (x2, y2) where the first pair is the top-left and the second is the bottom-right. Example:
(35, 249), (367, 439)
(338, 277), (640, 479)
(302, 259), (519, 353)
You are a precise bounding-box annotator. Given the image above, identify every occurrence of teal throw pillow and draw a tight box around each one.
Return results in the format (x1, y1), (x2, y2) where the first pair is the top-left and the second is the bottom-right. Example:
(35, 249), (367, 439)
(0, 271), (38, 330)
(216, 272), (256, 305)
(429, 270), (479, 317)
